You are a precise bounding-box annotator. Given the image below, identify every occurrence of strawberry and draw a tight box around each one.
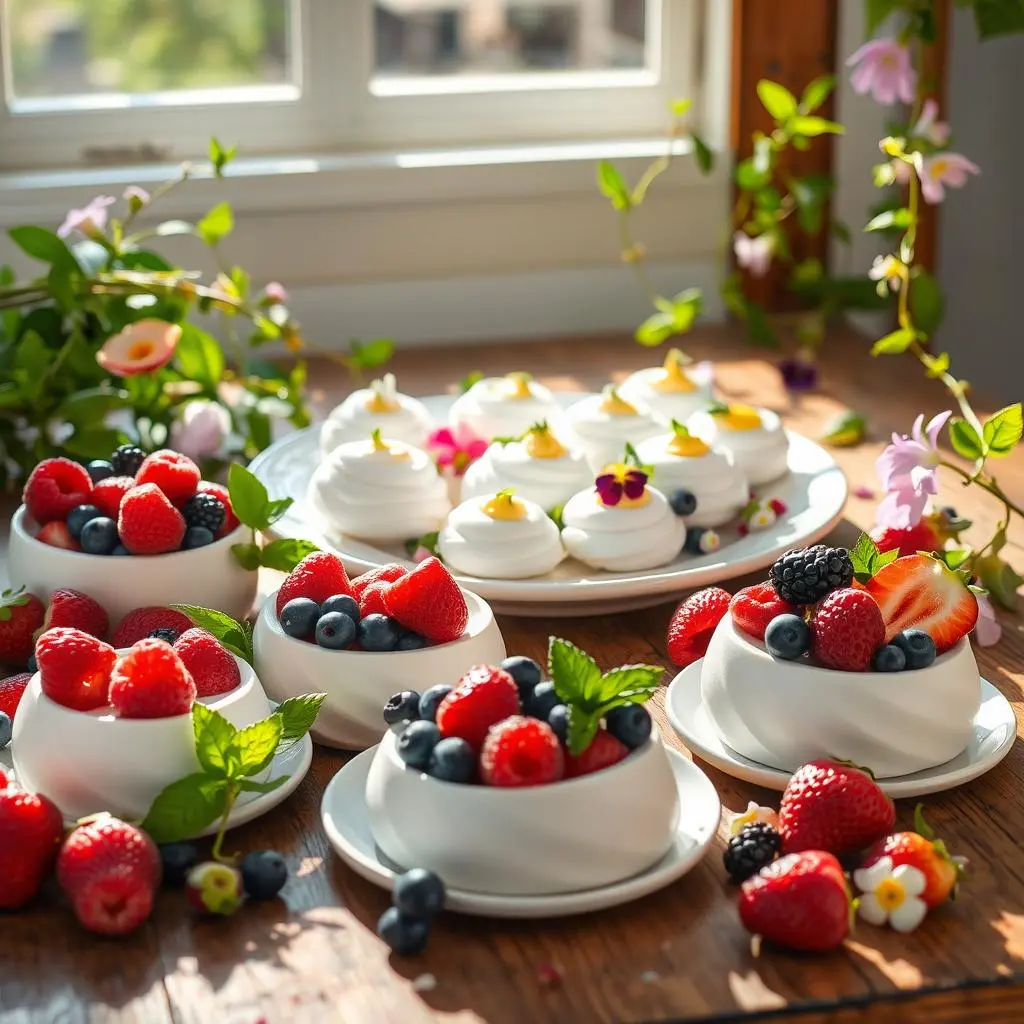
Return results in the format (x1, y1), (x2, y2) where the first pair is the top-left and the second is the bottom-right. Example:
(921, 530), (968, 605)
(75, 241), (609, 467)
(0, 768), (6, 790)
(91, 475), (135, 519)
(810, 588), (885, 672)
(40, 588), (109, 641)
(173, 628), (241, 697)
(37, 520), (80, 551)
(358, 581), (391, 618)
(0, 786), (65, 909)
(118, 483), (186, 555)
(0, 587), (45, 667)
(111, 606), (194, 648)
(666, 587), (731, 666)
(0, 674), (31, 723)
(36, 627), (118, 712)
(779, 759), (895, 856)
(436, 664), (520, 751)
(196, 481), (239, 537)
(109, 639), (196, 719)
(857, 553), (979, 653)
(729, 582), (796, 642)
(738, 850), (851, 952)
(22, 457), (93, 524)
(275, 552), (354, 617)
(564, 730), (630, 778)
(479, 716), (564, 787)
(871, 519), (941, 558)
(135, 449), (201, 505)
(352, 563), (408, 597)
(383, 557), (468, 644)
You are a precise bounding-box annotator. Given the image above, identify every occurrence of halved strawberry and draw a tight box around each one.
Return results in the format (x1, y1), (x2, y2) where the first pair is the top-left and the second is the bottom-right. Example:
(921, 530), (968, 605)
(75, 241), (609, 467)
(857, 553), (978, 653)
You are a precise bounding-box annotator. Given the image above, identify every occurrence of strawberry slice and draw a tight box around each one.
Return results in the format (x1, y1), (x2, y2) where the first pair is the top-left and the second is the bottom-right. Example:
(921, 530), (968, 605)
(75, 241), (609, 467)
(857, 553), (978, 652)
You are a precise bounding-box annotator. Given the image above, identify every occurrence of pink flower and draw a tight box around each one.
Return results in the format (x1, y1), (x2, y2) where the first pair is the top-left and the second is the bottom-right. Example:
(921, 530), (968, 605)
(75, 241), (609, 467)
(426, 424), (488, 476)
(892, 159), (913, 184)
(170, 399), (232, 460)
(733, 232), (774, 278)
(875, 411), (952, 529)
(123, 185), (150, 210)
(846, 38), (916, 106)
(58, 195), (116, 239)
(263, 281), (289, 304)
(912, 99), (951, 146)
(96, 319), (181, 377)
(974, 593), (1002, 647)
(919, 153), (980, 204)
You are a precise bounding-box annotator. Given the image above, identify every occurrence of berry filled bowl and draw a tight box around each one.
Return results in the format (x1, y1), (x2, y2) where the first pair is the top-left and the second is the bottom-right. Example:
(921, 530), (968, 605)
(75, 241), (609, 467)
(8, 448), (257, 624)
(253, 553), (506, 750)
(364, 640), (680, 896)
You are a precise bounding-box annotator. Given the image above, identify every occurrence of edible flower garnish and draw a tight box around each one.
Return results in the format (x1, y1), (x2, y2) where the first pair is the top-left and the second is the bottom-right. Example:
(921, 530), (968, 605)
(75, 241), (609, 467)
(595, 465), (648, 507)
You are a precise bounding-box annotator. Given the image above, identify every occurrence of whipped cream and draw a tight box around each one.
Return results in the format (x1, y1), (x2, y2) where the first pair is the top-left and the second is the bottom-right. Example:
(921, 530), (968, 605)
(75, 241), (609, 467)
(561, 387), (663, 473)
(619, 350), (715, 424)
(308, 434), (450, 541)
(319, 374), (435, 456)
(438, 493), (566, 579)
(447, 373), (563, 442)
(687, 405), (789, 486)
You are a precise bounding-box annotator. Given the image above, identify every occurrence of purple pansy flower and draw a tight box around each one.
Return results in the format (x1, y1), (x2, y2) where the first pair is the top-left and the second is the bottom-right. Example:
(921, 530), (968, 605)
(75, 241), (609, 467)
(595, 466), (648, 506)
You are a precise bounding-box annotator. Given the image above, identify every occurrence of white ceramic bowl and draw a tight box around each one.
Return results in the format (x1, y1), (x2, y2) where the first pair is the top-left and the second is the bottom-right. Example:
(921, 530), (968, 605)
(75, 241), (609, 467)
(253, 586), (507, 750)
(365, 724), (680, 895)
(12, 653), (272, 821)
(700, 617), (982, 778)
(7, 505), (259, 625)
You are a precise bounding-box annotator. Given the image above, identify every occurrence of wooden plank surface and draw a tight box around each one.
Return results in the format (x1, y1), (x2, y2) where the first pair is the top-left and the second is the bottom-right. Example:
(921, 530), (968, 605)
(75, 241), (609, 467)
(1, 326), (1022, 1024)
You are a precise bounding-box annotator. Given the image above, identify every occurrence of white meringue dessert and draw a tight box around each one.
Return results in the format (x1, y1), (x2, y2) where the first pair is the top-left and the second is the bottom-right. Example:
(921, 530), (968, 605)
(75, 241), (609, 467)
(635, 423), (749, 528)
(561, 468), (685, 572)
(438, 490), (566, 579)
(687, 403), (789, 486)
(459, 422), (591, 513)
(561, 386), (663, 473)
(308, 431), (450, 542)
(319, 373), (435, 457)
(448, 372), (563, 442)
(619, 349), (715, 424)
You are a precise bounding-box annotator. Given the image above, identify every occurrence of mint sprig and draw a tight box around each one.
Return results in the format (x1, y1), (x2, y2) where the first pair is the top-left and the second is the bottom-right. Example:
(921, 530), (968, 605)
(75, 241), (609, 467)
(404, 531), (440, 560)
(548, 637), (662, 756)
(172, 604), (253, 664)
(850, 533), (898, 583)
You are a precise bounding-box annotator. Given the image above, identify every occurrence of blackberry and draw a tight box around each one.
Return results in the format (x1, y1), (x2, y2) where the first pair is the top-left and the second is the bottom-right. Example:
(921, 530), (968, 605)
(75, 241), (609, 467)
(111, 444), (146, 476)
(723, 823), (781, 883)
(769, 545), (853, 605)
(148, 627), (181, 644)
(182, 493), (226, 534)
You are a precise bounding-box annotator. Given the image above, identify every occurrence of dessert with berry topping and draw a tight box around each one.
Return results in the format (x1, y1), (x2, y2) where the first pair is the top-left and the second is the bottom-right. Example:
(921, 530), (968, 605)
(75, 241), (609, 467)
(687, 402), (790, 486)
(560, 385), (663, 472)
(365, 639), (679, 895)
(618, 349), (716, 424)
(448, 372), (564, 443)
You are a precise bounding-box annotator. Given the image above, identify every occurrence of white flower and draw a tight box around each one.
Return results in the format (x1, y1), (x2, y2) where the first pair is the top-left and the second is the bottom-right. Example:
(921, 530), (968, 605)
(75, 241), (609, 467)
(748, 503), (777, 531)
(733, 232), (774, 278)
(169, 400), (232, 461)
(853, 855), (928, 932)
(728, 801), (779, 836)
(869, 254), (907, 293)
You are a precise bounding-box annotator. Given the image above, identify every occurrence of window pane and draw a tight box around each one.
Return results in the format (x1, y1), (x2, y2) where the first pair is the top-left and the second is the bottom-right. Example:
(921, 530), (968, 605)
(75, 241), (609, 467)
(374, 0), (648, 78)
(7, 0), (292, 101)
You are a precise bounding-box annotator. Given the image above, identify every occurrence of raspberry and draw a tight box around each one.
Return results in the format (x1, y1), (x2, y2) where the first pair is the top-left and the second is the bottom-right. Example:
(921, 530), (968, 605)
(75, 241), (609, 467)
(666, 587), (731, 667)
(109, 639), (196, 719)
(730, 582), (797, 641)
(37, 521), (80, 550)
(358, 581), (390, 617)
(22, 457), (93, 524)
(770, 546), (854, 605)
(91, 475), (135, 519)
(110, 444), (146, 477)
(173, 628), (241, 697)
(275, 552), (354, 616)
(112, 607), (194, 648)
(42, 588), (109, 640)
(810, 588), (886, 672)
(0, 674), (31, 723)
(57, 814), (162, 905)
(118, 484), (186, 555)
(36, 627), (118, 711)
(182, 493), (225, 534)
(383, 557), (468, 644)
(436, 665), (520, 751)
(135, 449), (201, 505)
(479, 716), (564, 787)
(564, 730), (630, 778)
(196, 481), (239, 537)
(352, 563), (408, 598)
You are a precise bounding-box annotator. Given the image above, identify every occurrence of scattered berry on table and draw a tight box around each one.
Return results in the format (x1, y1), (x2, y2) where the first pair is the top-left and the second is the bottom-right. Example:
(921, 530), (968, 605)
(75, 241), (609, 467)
(67, 504), (104, 541)
(684, 527), (720, 555)
(564, 730), (629, 778)
(810, 588), (886, 672)
(135, 449), (201, 505)
(892, 628), (937, 670)
(109, 638), (196, 719)
(396, 720), (441, 769)
(604, 704), (652, 749)
(36, 627), (117, 712)
(148, 627), (181, 644)
(436, 664), (520, 750)
(0, 674), (31, 723)
(182, 492), (226, 534)
(480, 716), (564, 787)
(500, 655), (543, 701)
(91, 475), (135, 519)
(668, 489), (698, 517)
(0, 786), (64, 910)
(173, 628), (241, 697)
(110, 444), (146, 477)
(321, 594), (360, 623)
(383, 690), (421, 726)
(0, 588), (45, 666)
(383, 556), (468, 645)
(80, 516), (119, 555)
(523, 680), (560, 722)
(377, 906), (430, 956)
(112, 606), (194, 648)
(86, 459), (116, 485)
(240, 850), (289, 900)
(536, 963), (564, 988)
(547, 704), (569, 742)
(396, 631), (427, 651)
(186, 862), (244, 916)
(0, 711), (11, 750)
(426, 736), (476, 783)
(418, 685), (452, 722)
(42, 588), (109, 640)
(769, 545), (854, 605)
(316, 612), (357, 650)
(22, 457), (93, 525)
(280, 597), (321, 640)
(352, 563), (408, 598)
(723, 822), (781, 883)
(196, 480), (239, 537)
(181, 526), (215, 550)
(118, 483), (186, 555)
(666, 587), (732, 667)
(768, 498), (788, 516)
(275, 552), (354, 617)
(872, 643), (907, 672)
(393, 868), (446, 918)
(358, 581), (391, 617)
(37, 520), (80, 551)
(159, 842), (200, 887)
(764, 613), (811, 661)
(358, 613), (401, 652)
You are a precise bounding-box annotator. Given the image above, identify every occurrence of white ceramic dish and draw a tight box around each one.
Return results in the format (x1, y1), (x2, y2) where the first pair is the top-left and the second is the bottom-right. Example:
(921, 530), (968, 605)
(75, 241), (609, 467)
(7, 505), (259, 625)
(249, 394), (848, 617)
(666, 659), (1016, 798)
(322, 743), (721, 918)
(252, 587), (506, 750)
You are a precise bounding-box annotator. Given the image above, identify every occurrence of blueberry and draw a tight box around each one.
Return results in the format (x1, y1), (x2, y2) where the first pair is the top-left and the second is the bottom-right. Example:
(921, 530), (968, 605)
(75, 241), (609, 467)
(377, 906), (430, 956)
(396, 720), (440, 769)
(684, 527), (720, 556)
(500, 655), (543, 701)
(315, 611), (357, 650)
(181, 526), (215, 550)
(605, 704), (652, 749)
(321, 594), (360, 623)
(397, 631), (428, 651)
(669, 489), (698, 517)
(872, 644), (907, 672)
(384, 690), (421, 726)
(67, 504), (103, 541)
(240, 850), (288, 900)
(26, 652), (37, 674)
(280, 598), (320, 639)
(893, 628), (937, 670)
(158, 841), (199, 887)
(393, 867), (446, 918)
(524, 680), (560, 720)
(358, 613), (400, 653)
(80, 516), (119, 555)
(111, 544), (130, 556)
(418, 684), (451, 722)
(86, 460), (115, 484)
(426, 737), (476, 783)
(148, 627), (181, 644)
(764, 614), (811, 660)
(547, 704), (569, 742)
(0, 711), (11, 750)
(941, 506), (959, 519)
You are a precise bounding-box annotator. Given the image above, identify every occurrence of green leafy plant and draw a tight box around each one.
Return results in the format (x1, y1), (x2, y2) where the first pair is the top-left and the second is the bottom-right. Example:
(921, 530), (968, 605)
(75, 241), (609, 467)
(171, 604), (256, 664)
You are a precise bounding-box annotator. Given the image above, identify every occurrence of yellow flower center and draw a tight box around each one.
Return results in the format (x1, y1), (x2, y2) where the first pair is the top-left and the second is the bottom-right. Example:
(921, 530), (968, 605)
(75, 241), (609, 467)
(369, 428), (409, 460)
(504, 373), (533, 400)
(652, 349), (698, 393)
(713, 404), (762, 431)
(930, 158), (948, 180)
(128, 340), (155, 361)
(874, 877), (906, 912)
(522, 423), (566, 459)
(482, 489), (527, 521)
(598, 387), (638, 417)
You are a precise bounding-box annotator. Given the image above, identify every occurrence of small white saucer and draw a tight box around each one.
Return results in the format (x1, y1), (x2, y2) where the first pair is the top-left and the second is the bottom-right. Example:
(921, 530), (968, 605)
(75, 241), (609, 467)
(666, 660), (1016, 799)
(321, 744), (721, 919)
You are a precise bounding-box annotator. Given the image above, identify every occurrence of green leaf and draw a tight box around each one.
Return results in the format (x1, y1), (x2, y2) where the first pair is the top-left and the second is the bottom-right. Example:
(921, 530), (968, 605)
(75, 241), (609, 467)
(757, 80), (797, 121)
(548, 637), (602, 706)
(566, 708), (601, 758)
(597, 161), (632, 210)
(592, 665), (662, 705)
(238, 775), (289, 795)
(264, 497), (293, 524)
(231, 542), (263, 571)
(975, 554), (1024, 611)
(349, 338), (395, 370)
(850, 532), (899, 583)
(56, 387), (130, 426)
(196, 202), (234, 246)
(867, 0), (903, 33)
(64, 426), (126, 460)
(865, 208), (913, 233)
(209, 137), (237, 177)
(943, 548), (973, 571)
(232, 714), (283, 777)
(669, 97), (693, 118)
(789, 115), (844, 137)
(973, 0), (1024, 38)
(800, 75), (835, 113)
(260, 537), (319, 572)
(909, 267), (945, 337)
(276, 693), (327, 742)
(47, 263), (76, 312)
(172, 604), (252, 663)
(922, 351), (950, 378)
(140, 773), (229, 844)
(227, 462), (271, 530)
(819, 409), (867, 448)
(735, 157), (771, 192)
(174, 324), (225, 391)
(744, 301), (778, 348)
(948, 417), (985, 460)
(192, 703), (241, 778)
(831, 218), (853, 244)
(459, 371), (484, 394)
(9, 226), (75, 267)
(691, 134), (714, 174)
(70, 239), (110, 276)
(982, 404), (1023, 456)
(871, 328), (916, 355)
(635, 311), (679, 347)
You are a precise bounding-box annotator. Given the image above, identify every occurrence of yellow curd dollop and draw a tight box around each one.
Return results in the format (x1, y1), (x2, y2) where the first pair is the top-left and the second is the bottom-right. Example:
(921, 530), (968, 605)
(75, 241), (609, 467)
(364, 373), (401, 413)
(482, 489), (527, 521)
(522, 422), (567, 459)
(598, 386), (638, 417)
(667, 422), (710, 458)
(369, 428), (409, 459)
(711, 403), (762, 431)
(503, 372), (533, 400)
(651, 348), (698, 393)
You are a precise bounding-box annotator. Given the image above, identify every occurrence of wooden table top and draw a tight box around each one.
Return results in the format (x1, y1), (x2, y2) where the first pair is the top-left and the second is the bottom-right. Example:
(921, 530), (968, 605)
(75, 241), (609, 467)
(2, 327), (1023, 1024)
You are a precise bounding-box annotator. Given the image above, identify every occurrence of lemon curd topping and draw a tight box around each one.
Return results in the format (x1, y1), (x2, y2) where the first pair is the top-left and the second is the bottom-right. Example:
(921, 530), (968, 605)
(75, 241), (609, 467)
(364, 373), (401, 413)
(598, 385), (638, 417)
(522, 422), (567, 459)
(710, 403), (762, 431)
(667, 421), (710, 458)
(369, 428), (409, 459)
(651, 348), (698, 393)
(503, 372), (534, 400)
(482, 488), (527, 521)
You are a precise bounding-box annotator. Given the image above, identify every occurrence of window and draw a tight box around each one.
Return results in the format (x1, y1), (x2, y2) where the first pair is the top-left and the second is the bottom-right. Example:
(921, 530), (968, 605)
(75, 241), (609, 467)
(0, 0), (704, 170)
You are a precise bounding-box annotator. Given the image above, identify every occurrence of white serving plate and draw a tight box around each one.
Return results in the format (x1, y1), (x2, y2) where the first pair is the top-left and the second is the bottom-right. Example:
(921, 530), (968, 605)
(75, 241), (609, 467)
(249, 393), (848, 616)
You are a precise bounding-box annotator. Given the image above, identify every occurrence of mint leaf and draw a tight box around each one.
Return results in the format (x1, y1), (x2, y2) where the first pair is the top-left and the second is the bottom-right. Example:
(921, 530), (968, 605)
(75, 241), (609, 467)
(405, 532), (440, 559)
(231, 542), (262, 571)
(277, 693), (326, 741)
(141, 773), (229, 844)
(232, 714), (283, 776)
(193, 703), (241, 778)
(228, 463), (271, 530)
(459, 371), (484, 394)
(548, 637), (602, 706)
(850, 533), (898, 583)
(261, 537), (319, 572)
(597, 161), (631, 210)
(974, 554), (1024, 611)
(982, 404), (1023, 457)
(238, 775), (289, 794)
(871, 328), (916, 355)
(593, 665), (662, 705)
(757, 80), (797, 122)
(172, 604), (252, 664)
(942, 548), (972, 571)
(566, 708), (601, 758)
(264, 497), (294, 525)
(949, 418), (985, 461)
